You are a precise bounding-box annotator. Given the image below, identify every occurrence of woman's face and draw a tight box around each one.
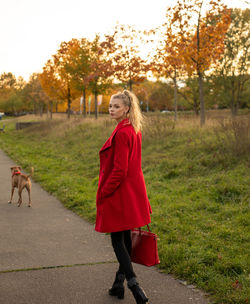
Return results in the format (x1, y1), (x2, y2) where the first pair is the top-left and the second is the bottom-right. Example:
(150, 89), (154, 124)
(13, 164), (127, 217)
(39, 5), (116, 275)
(109, 97), (129, 122)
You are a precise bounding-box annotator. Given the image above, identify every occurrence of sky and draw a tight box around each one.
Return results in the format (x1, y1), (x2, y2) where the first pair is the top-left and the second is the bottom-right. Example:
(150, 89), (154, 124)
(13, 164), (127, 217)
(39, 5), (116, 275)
(0, 0), (249, 81)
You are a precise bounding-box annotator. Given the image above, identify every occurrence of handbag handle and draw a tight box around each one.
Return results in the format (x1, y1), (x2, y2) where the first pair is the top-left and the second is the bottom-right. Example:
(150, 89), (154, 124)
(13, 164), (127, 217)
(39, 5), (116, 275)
(146, 224), (151, 232)
(137, 224), (151, 234)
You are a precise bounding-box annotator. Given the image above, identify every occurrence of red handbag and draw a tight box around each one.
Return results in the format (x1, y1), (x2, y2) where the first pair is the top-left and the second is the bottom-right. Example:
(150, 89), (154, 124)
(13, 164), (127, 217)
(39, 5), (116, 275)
(131, 225), (160, 267)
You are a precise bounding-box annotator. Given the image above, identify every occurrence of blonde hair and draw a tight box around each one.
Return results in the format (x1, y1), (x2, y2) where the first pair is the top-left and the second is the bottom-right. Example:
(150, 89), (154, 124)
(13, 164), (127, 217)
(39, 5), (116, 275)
(111, 90), (144, 133)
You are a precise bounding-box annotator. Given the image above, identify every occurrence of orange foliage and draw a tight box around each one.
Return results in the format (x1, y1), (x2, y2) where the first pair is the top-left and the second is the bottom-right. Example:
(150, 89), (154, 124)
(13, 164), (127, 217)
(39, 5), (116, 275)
(165, 0), (231, 76)
(103, 24), (149, 90)
(153, 0), (231, 125)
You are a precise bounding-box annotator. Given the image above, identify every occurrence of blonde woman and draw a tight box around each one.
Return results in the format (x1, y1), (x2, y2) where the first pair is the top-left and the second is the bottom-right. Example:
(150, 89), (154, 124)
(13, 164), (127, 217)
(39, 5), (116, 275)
(95, 90), (152, 303)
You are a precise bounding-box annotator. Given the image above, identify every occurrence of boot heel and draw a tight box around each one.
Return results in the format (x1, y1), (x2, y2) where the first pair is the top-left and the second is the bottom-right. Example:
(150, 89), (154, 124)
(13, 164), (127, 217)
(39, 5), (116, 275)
(117, 287), (125, 299)
(109, 271), (125, 299)
(109, 286), (124, 299)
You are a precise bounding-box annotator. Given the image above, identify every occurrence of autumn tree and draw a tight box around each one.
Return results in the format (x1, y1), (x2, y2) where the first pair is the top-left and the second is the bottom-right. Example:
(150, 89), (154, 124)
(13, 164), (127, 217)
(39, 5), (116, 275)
(213, 8), (250, 115)
(0, 73), (27, 113)
(41, 36), (112, 119)
(0, 73), (14, 112)
(87, 34), (114, 119)
(152, 19), (186, 120)
(40, 42), (79, 119)
(167, 0), (231, 126)
(148, 81), (174, 111)
(0, 72), (16, 89)
(106, 24), (149, 91)
(62, 38), (92, 117)
(133, 80), (154, 112)
(40, 59), (65, 117)
(53, 42), (81, 118)
(23, 73), (50, 116)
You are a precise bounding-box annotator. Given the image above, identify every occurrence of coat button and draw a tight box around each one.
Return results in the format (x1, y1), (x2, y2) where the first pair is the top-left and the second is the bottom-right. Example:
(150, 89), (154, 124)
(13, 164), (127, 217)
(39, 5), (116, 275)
(102, 169), (104, 173)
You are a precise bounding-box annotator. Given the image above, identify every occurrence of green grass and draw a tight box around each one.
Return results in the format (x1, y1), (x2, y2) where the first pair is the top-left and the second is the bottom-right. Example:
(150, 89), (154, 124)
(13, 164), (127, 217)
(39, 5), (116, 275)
(0, 113), (249, 304)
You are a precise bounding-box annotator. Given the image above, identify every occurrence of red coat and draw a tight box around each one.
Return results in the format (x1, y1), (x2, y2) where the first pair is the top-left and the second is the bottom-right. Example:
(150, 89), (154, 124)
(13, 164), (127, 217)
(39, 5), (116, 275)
(95, 119), (152, 233)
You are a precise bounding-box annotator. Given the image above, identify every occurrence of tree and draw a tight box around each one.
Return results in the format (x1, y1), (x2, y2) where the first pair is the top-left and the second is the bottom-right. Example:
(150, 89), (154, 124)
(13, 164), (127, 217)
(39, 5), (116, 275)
(178, 77), (212, 114)
(62, 38), (92, 117)
(213, 8), (250, 115)
(40, 60), (65, 117)
(133, 80), (155, 112)
(53, 42), (80, 119)
(23, 74), (50, 116)
(40, 43), (79, 119)
(0, 73), (25, 114)
(167, 0), (231, 126)
(133, 80), (174, 111)
(152, 18), (186, 120)
(149, 81), (174, 111)
(0, 72), (16, 89)
(87, 35), (114, 119)
(107, 24), (149, 91)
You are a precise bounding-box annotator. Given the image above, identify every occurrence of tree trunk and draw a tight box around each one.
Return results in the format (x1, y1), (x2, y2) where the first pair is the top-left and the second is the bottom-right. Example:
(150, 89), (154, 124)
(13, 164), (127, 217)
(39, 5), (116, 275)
(50, 101), (53, 119)
(194, 101), (199, 116)
(67, 87), (71, 119)
(173, 73), (178, 121)
(234, 76), (242, 116)
(94, 91), (98, 119)
(39, 104), (43, 117)
(129, 78), (133, 91)
(83, 87), (86, 117)
(11, 101), (15, 115)
(198, 71), (205, 126)
(230, 78), (236, 116)
(232, 104), (238, 116)
(33, 101), (36, 115)
(197, 0), (205, 126)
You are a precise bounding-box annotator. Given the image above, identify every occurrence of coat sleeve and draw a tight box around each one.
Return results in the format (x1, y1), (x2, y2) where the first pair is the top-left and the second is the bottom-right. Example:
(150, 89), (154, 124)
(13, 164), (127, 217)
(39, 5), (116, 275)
(101, 130), (129, 198)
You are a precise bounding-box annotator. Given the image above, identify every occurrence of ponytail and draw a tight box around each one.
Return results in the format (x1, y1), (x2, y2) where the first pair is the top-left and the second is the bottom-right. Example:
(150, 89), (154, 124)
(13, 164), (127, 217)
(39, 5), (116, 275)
(111, 90), (144, 133)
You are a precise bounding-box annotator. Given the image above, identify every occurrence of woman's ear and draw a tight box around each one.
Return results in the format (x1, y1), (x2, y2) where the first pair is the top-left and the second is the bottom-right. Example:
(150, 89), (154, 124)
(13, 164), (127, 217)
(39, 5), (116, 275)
(125, 106), (130, 114)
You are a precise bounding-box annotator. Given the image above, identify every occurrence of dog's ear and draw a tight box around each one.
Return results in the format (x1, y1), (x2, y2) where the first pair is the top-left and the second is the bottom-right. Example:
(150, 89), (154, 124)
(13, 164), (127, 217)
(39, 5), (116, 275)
(10, 166), (21, 171)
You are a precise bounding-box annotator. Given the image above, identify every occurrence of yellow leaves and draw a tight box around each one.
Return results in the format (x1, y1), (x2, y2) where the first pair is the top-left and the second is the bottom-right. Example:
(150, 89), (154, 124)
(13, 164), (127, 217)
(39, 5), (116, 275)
(158, 0), (232, 77)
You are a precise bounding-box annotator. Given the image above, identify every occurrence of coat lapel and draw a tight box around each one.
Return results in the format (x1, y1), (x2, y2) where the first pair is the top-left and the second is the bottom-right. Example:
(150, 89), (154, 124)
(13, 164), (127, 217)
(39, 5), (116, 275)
(100, 119), (130, 153)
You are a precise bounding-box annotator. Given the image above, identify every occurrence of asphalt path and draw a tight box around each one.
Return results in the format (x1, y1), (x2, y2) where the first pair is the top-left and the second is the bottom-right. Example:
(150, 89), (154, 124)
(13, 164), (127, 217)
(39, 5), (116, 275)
(0, 149), (210, 304)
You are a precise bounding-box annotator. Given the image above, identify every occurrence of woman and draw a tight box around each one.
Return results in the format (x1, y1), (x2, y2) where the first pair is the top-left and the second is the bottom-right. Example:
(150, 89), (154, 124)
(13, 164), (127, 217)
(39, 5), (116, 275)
(95, 90), (152, 304)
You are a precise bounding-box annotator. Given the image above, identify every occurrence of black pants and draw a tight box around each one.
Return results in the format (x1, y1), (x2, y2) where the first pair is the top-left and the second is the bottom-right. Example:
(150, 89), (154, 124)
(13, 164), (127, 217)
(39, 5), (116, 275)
(111, 230), (136, 280)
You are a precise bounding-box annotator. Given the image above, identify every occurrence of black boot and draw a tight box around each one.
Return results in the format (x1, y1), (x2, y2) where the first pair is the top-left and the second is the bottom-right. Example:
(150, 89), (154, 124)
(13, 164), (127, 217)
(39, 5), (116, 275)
(127, 277), (148, 304)
(109, 271), (125, 299)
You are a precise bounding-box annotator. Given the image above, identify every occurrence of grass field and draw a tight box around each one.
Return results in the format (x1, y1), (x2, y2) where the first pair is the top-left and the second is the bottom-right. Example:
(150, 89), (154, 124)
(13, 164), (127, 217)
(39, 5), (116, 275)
(0, 112), (249, 304)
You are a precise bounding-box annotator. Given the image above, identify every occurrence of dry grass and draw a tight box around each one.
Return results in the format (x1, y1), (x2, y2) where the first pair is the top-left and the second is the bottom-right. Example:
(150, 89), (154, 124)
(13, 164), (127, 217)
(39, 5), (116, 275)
(217, 116), (250, 157)
(4, 111), (250, 161)
(143, 112), (250, 161)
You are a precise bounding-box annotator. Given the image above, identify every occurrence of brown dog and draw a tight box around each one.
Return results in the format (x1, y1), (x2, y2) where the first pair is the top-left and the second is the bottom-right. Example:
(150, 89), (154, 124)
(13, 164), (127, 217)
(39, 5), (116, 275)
(8, 166), (34, 207)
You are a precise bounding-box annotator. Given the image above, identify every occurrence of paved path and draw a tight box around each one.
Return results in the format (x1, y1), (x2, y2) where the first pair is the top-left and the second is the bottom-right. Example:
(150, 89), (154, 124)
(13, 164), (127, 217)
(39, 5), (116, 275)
(0, 149), (210, 304)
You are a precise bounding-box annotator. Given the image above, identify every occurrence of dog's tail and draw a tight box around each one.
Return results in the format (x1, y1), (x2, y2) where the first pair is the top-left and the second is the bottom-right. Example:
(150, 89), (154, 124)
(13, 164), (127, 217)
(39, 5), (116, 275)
(27, 167), (34, 178)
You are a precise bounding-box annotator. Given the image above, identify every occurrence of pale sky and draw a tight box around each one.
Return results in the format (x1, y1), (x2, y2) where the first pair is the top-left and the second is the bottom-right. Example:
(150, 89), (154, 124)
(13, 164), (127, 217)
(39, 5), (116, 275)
(0, 0), (248, 81)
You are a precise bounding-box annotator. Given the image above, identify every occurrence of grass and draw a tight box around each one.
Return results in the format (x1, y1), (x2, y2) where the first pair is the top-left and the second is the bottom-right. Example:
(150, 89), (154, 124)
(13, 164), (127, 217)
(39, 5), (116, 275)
(0, 112), (249, 304)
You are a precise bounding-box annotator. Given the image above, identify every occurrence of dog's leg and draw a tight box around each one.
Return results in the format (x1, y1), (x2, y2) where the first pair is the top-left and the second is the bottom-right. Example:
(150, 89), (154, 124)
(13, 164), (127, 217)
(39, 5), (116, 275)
(17, 185), (25, 207)
(8, 187), (15, 204)
(26, 184), (32, 207)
